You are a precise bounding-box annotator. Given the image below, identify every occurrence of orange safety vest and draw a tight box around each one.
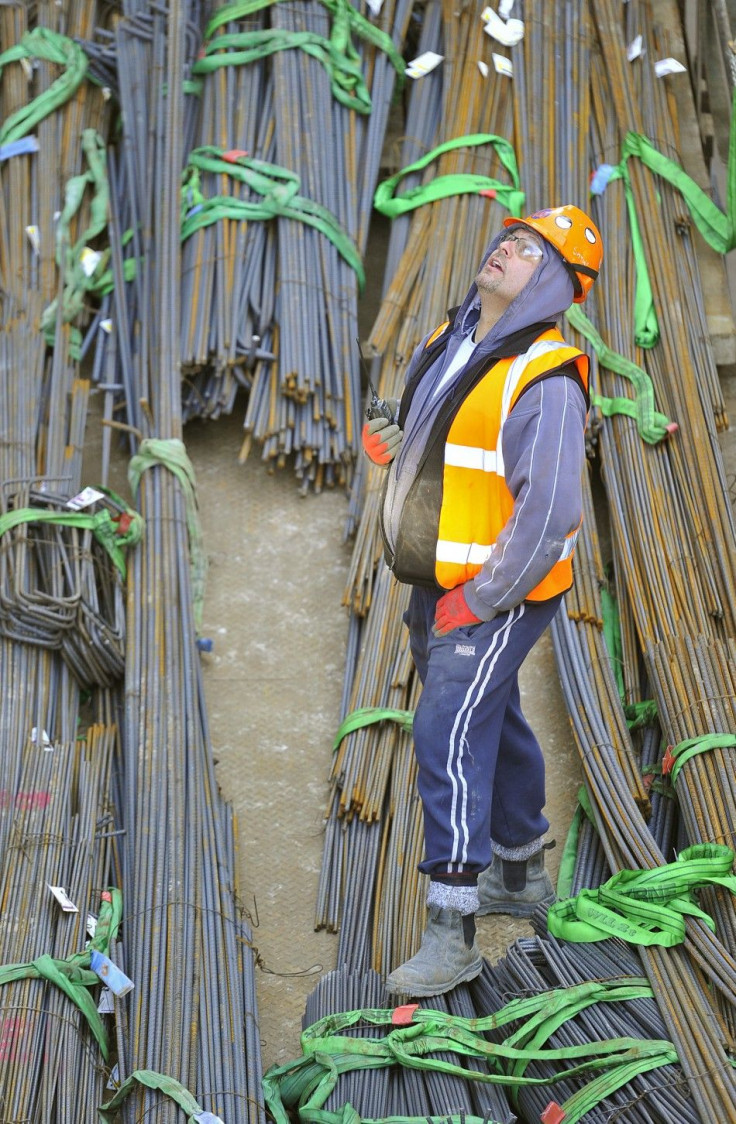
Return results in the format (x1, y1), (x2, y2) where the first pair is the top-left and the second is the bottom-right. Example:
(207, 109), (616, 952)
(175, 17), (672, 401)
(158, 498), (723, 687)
(433, 326), (589, 599)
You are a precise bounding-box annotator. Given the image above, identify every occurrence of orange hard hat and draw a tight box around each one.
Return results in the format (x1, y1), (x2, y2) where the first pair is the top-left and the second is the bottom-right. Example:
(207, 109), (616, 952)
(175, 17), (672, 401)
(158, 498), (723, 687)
(503, 204), (603, 302)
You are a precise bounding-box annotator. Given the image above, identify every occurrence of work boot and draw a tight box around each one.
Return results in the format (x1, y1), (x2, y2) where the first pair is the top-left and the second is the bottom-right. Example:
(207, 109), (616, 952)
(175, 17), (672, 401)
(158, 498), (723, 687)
(477, 847), (556, 918)
(385, 907), (483, 997)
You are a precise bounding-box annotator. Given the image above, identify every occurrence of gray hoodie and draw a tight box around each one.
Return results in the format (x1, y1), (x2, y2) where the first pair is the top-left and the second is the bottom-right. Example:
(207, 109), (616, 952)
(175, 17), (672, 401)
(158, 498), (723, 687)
(382, 229), (588, 619)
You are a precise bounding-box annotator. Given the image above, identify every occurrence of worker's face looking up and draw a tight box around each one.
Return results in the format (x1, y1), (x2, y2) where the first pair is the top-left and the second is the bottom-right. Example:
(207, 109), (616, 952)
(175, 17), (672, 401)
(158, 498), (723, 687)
(475, 228), (545, 308)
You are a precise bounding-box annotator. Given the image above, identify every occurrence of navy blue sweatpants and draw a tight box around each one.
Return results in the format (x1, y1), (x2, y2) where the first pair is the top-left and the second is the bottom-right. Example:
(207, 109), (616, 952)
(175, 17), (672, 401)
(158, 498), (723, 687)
(405, 586), (563, 878)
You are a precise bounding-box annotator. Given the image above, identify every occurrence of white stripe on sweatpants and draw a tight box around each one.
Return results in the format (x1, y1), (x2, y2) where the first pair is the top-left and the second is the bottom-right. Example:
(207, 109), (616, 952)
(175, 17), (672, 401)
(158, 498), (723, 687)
(446, 602), (525, 868)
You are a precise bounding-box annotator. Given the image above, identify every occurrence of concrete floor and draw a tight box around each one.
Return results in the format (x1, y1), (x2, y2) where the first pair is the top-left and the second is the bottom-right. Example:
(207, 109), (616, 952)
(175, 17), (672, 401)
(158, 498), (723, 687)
(182, 407), (584, 1072)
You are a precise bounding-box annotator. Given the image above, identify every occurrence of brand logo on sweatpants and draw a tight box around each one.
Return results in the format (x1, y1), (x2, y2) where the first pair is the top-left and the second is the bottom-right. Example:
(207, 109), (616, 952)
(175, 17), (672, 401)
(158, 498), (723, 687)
(454, 643), (476, 656)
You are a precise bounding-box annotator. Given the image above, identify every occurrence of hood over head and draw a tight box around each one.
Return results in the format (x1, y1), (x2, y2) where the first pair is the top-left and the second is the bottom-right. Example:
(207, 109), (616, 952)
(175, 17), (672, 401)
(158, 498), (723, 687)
(454, 225), (576, 352)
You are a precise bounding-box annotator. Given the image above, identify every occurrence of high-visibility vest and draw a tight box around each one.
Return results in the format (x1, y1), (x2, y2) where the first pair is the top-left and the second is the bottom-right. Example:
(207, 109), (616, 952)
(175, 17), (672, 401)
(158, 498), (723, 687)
(434, 327), (589, 599)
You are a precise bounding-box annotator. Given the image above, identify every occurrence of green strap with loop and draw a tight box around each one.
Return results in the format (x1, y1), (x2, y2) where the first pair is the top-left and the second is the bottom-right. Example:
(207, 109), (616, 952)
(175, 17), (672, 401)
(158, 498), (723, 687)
(0, 27), (88, 147)
(263, 979), (678, 1124)
(590, 82), (736, 347)
(205, 0), (405, 74)
(547, 842), (736, 946)
(599, 584), (625, 699)
(197, 0), (404, 116)
(41, 129), (110, 357)
(556, 786), (599, 901)
(128, 439), (207, 632)
(0, 487), (142, 579)
(589, 151), (660, 350)
(98, 1069), (214, 1121)
(332, 707), (414, 751)
(0, 889), (122, 1061)
(556, 800), (585, 901)
(182, 146), (365, 291)
(205, 0), (405, 78)
(665, 733), (736, 787)
(373, 134), (525, 218)
(599, 585), (658, 730)
(621, 93), (736, 255)
(194, 28), (374, 114)
(565, 303), (674, 444)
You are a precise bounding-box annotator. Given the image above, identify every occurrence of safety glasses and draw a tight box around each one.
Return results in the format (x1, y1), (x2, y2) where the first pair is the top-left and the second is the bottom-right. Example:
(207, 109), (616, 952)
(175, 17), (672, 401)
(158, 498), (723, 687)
(501, 231), (544, 261)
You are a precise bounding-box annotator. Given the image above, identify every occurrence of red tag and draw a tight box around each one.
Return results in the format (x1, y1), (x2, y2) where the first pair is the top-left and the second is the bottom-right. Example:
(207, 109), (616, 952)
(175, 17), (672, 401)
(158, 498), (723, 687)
(114, 512), (132, 535)
(479, 188), (497, 199)
(223, 149), (249, 163)
(391, 1003), (419, 1026)
(540, 1102), (566, 1124)
(661, 745), (676, 776)
(665, 422), (679, 434)
(102, 891), (112, 902)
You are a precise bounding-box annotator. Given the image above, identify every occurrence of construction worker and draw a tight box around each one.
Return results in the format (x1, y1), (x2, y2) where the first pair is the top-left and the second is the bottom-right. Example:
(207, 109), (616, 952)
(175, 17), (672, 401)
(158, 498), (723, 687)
(362, 205), (603, 997)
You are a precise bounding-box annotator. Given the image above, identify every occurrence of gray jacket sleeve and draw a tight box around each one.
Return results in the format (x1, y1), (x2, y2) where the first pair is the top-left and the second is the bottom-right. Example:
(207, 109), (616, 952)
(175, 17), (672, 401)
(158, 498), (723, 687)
(463, 373), (587, 620)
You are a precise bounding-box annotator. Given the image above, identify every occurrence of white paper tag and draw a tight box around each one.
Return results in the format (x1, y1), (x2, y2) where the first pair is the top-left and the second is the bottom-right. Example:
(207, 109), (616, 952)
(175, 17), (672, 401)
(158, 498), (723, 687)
(107, 1063), (120, 1091)
(654, 57), (686, 77)
(98, 987), (115, 1013)
(80, 247), (102, 277)
(100, 318), (113, 334)
(48, 885), (79, 913)
(492, 53), (514, 77)
(87, 913), (98, 938)
(499, 0), (515, 15)
(477, 60), (489, 77)
(627, 35), (643, 61)
(26, 225), (40, 254)
(482, 9), (524, 45)
(31, 726), (51, 749)
(365, 0), (383, 14)
(66, 486), (105, 511)
(405, 51), (443, 79)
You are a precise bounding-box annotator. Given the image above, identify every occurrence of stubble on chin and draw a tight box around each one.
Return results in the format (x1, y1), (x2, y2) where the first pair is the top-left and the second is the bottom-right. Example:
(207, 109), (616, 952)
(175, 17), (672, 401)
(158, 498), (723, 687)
(475, 266), (500, 295)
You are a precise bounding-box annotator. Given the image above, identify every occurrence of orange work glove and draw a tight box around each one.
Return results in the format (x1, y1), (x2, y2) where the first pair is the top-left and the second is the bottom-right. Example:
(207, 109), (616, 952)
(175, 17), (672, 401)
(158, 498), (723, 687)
(433, 585), (482, 636)
(362, 417), (403, 465)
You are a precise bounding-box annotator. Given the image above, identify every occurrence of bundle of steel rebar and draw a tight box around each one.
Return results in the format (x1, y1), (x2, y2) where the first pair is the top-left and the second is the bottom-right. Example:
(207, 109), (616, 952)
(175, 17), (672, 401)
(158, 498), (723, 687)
(290, 932), (700, 1124)
(100, 4), (265, 1121)
(472, 932), (699, 1122)
(1, 2), (266, 1120)
(316, 3), (736, 1121)
(301, 967), (516, 1123)
(0, 5), (130, 1118)
(0, 720), (119, 1121)
(510, 2), (736, 1116)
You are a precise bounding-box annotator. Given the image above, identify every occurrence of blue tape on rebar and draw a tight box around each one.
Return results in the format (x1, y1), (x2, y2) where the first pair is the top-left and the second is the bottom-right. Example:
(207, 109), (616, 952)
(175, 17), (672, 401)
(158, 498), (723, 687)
(90, 949), (135, 997)
(0, 136), (40, 161)
(590, 163), (617, 195)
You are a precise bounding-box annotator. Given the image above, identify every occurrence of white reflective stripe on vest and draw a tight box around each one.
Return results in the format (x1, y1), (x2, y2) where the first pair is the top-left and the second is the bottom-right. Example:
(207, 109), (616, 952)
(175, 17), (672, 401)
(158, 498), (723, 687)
(497, 339), (573, 478)
(500, 339), (572, 424)
(436, 539), (493, 565)
(558, 528), (579, 561)
(444, 443), (497, 472)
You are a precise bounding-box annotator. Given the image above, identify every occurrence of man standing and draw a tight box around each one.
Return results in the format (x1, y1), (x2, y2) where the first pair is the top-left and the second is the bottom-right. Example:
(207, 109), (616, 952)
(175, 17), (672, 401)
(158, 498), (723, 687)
(362, 205), (603, 997)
